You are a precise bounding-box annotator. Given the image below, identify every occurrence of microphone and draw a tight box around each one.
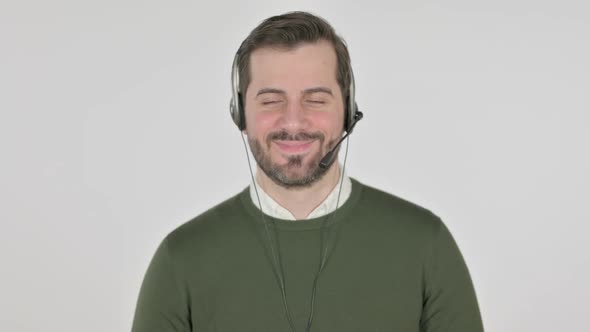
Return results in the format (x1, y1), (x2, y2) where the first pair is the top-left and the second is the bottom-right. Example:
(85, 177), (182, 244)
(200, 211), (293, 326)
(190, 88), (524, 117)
(319, 111), (363, 169)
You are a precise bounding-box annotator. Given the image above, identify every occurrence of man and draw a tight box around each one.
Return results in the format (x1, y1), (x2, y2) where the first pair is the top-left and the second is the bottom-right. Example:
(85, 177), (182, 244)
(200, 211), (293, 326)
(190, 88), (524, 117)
(131, 11), (484, 332)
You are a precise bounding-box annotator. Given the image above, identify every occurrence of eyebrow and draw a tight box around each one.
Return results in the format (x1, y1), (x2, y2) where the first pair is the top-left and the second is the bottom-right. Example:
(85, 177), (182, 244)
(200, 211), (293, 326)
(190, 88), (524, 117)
(255, 86), (334, 97)
(303, 87), (333, 96)
(256, 88), (285, 97)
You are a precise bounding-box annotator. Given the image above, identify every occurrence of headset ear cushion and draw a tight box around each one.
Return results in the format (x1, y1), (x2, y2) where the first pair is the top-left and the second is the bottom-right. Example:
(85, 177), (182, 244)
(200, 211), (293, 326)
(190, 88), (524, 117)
(345, 96), (357, 132)
(237, 92), (246, 130)
(343, 96), (348, 131)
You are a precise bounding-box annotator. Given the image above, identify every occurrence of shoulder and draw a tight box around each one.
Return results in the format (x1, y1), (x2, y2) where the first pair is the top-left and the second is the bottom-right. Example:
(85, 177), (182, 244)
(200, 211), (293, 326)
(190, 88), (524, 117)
(352, 178), (444, 237)
(162, 188), (250, 254)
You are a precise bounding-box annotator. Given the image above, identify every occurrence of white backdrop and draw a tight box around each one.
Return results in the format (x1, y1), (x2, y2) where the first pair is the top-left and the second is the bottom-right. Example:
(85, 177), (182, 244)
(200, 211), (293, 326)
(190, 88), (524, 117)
(1, 0), (588, 331)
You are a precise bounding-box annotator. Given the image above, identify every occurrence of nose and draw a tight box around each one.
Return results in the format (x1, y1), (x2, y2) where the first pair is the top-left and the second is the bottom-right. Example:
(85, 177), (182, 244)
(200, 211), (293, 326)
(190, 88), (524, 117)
(278, 100), (311, 132)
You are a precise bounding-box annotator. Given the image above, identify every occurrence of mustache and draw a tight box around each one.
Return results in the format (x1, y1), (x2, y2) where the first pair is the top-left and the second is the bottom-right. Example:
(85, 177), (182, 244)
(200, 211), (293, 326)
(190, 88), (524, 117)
(266, 130), (325, 146)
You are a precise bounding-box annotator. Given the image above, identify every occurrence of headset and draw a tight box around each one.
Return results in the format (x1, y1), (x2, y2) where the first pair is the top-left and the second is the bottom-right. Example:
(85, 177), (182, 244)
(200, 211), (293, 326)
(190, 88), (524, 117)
(229, 52), (362, 134)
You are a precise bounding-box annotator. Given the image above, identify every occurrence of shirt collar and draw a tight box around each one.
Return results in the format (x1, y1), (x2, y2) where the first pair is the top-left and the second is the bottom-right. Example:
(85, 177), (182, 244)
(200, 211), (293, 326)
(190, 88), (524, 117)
(249, 166), (352, 220)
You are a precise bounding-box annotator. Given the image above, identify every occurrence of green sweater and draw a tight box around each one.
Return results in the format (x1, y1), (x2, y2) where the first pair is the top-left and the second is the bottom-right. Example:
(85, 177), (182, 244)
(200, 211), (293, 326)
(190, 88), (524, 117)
(131, 178), (483, 332)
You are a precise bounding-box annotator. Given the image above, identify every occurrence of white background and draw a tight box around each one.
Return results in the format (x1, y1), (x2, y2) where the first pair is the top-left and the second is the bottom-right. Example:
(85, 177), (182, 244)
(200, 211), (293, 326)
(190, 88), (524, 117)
(1, 0), (588, 331)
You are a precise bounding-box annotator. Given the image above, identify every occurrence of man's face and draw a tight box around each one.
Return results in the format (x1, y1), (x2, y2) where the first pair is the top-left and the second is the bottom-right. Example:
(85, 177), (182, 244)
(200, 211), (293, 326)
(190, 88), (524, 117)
(244, 41), (345, 189)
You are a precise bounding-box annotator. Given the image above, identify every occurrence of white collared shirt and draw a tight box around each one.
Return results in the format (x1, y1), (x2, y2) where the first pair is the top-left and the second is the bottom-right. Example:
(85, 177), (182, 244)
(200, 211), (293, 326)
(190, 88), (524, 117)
(249, 167), (352, 220)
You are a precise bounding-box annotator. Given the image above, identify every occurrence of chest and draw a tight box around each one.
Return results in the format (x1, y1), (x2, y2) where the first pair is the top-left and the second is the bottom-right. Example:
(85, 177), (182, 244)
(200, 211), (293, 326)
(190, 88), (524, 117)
(185, 228), (424, 331)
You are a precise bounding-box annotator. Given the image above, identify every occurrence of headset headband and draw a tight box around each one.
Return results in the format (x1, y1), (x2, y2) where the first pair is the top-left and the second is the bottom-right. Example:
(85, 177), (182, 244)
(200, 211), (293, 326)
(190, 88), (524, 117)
(229, 49), (359, 132)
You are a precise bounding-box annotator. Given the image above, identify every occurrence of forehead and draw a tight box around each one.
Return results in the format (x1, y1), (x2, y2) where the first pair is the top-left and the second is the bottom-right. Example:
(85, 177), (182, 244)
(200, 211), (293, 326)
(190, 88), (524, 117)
(248, 41), (339, 87)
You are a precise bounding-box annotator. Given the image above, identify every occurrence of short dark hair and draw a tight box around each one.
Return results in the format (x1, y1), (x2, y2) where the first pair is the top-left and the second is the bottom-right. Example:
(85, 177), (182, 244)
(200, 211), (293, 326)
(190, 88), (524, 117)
(236, 11), (352, 104)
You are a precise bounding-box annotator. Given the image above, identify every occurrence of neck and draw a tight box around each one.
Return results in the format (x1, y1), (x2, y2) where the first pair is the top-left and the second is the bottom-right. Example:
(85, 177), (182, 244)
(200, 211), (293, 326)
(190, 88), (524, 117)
(256, 163), (341, 220)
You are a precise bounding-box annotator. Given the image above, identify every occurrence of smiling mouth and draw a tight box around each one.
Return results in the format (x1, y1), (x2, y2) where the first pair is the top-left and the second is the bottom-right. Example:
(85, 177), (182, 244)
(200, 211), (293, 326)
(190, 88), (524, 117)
(273, 140), (316, 154)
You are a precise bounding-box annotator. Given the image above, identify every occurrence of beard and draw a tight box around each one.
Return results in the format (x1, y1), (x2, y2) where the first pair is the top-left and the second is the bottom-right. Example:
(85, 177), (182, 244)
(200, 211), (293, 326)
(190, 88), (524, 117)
(248, 130), (340, 189)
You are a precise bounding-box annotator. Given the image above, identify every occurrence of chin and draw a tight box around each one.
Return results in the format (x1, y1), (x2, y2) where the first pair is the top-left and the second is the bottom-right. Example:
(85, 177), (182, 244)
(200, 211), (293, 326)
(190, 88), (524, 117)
(266, 154), (330, 188)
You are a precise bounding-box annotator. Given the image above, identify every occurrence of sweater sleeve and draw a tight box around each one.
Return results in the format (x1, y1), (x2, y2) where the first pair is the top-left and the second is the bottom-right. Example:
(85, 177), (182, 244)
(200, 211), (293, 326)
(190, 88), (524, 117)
(419, 218), (484, 332)
(131, 236), (192, 332)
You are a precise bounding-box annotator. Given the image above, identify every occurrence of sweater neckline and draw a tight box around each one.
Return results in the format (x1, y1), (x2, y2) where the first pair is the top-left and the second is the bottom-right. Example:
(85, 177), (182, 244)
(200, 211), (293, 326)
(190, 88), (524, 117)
(238, 177), (364, 231)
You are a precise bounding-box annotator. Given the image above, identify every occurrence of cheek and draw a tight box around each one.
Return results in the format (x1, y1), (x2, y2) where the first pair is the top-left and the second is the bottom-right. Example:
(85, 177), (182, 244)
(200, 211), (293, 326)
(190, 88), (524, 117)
(313, 112), (344, 135)
(246, 111), (279, 137)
